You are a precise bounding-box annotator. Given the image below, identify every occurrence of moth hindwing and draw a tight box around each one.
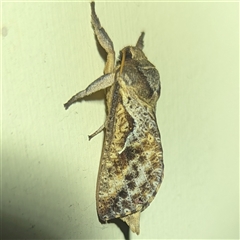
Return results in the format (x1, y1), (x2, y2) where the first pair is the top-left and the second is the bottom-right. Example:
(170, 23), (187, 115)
(64, 2), (164, 235)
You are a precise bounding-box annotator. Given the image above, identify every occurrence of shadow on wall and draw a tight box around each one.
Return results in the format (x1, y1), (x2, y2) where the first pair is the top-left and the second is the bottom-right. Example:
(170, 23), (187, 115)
(2, 211), (56, 239)
(2, 212), (130, 239)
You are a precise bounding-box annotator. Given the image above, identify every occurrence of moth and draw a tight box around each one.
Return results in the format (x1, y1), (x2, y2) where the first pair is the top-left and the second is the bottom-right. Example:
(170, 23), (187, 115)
(64, 2), (164, 235)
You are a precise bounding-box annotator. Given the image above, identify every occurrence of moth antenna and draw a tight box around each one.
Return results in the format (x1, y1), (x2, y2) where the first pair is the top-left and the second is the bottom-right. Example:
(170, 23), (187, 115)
(136, 32), (145, 50)
(120, 49), (126, 74)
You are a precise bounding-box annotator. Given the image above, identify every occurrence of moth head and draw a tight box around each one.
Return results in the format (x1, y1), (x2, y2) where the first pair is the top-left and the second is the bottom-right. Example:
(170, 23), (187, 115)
(119, 46), (147, 62)
(117, 46), (148, 75)
(117, 32), (146, 66)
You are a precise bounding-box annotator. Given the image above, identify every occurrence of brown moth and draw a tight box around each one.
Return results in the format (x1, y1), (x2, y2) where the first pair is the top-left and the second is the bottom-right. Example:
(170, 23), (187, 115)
(64, 2), (164, 235)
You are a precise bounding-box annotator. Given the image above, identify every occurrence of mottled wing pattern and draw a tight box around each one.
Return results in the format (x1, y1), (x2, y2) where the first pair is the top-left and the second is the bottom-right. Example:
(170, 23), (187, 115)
(96, 52), (164, 221)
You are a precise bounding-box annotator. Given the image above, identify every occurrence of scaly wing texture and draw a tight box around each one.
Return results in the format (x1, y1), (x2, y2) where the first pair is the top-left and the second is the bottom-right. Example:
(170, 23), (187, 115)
(96, 80), (164, 229)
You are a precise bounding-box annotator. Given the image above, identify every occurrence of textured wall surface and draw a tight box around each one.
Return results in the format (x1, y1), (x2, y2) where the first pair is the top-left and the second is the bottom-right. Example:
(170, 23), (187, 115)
(2, 1), (239, 239)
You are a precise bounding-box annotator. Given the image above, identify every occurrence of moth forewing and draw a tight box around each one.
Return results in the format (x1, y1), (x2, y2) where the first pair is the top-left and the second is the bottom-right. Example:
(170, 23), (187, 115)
(64, 2), (163, 235)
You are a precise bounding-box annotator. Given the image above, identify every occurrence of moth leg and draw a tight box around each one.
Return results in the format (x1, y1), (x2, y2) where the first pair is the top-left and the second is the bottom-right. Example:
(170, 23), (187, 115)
(121, 211), (141, 235)
(88, 123), (105, 141)
(91, 2), (115, 74)
(64, 73), (114, 110)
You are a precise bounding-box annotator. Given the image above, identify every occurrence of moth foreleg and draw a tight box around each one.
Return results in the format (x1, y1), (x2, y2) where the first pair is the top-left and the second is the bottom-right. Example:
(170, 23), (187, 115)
(90, 2), (115, 74)
(135, 32), (145, 50)
(64, 73), (114, 110)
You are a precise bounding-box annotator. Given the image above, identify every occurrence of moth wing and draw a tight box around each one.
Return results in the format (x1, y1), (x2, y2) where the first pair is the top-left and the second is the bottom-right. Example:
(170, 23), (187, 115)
(96, 86), (163, 221)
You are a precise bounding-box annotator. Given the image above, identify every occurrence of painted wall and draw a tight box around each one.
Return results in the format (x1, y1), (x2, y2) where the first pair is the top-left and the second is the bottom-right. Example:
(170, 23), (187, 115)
(2, 1), (239, 239)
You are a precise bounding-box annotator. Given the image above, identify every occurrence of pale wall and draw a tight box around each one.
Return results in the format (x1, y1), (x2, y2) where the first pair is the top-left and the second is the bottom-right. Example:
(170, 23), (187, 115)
(2, 1), (239, 239)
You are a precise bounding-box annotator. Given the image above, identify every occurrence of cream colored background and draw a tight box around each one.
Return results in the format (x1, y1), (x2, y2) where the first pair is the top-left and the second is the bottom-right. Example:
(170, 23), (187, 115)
(1, 1), (239, 239)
